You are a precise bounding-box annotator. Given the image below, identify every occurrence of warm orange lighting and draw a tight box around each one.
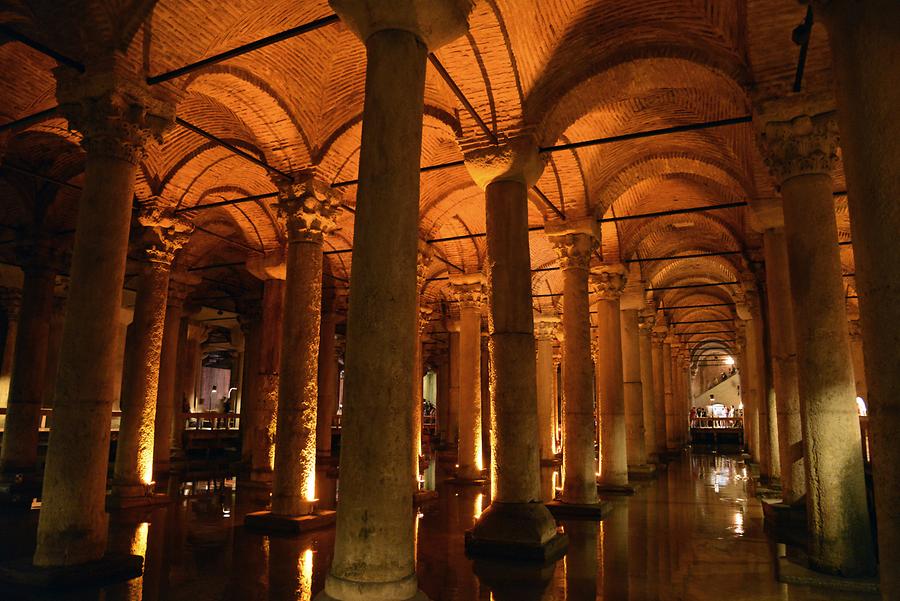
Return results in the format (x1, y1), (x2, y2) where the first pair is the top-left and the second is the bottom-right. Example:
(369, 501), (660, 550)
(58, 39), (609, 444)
(299, 548), (313, 601)
(474, 492), (484, 520)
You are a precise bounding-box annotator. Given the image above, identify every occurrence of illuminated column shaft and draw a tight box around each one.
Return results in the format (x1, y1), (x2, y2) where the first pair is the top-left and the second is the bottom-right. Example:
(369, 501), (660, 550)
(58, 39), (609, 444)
(593, 264), (629, 488)
(253, 278), (284, 481)
(316, 311), (339, 455)
(534, 317), (559, 463)
(638, 313), (658, 459)
(650, 332), (667, 454)
(662, 339), (677, 452)
(760, 109), (875, 575)
(621, 308), (647, 467)
(452, 276), (484, 481)
(271, 178), (338, 516)
(0, 288), (20, 405)
(152, 281), (189, 471)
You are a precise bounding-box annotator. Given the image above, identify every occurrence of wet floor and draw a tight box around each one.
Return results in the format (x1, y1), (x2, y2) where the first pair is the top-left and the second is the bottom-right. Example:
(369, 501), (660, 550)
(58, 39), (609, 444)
(0, 453), (880, 601)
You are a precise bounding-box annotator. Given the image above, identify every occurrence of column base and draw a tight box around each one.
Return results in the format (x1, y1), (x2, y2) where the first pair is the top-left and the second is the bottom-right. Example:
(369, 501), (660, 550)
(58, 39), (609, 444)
(545, 499), (612, 520)
(776, 556), (879, 593)
(237, 474), (273, 490)
(106, 490), (171, 511)
(244, 509), (336, 534)
(465, 501), (568, 562)
(761, 499), (807, 548)
(0, 554), (143, 589)
(596, 481), (635, 495)
(315, 572), (429, 601)
(314, 591), (430, 601)
(413, 489), (439, 505)
(627, 464), (657, 479)
(446, 471), (487, 485)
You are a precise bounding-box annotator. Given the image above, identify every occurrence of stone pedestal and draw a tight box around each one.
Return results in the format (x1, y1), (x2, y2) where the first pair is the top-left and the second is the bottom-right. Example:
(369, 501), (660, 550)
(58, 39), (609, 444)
(760, 109), (876, 576)
(592, 264), (631, 492)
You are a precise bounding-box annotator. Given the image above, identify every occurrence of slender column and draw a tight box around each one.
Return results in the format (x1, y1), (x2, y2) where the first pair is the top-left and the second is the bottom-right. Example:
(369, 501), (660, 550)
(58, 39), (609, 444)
(269, 177), (339, 517)
(43, 296), (66, 408)
(464, 137), (560, 555)
(316, 310), (339, 455)
(847, 320), (867, 400)
(551, 352), (561, 454)
(34, 68), (173, 566)
(437, 356), (450, 444)
(759, 225), (805, 502)
(112, 206), (191, 499)
(448, 329), (461, 444)
(238, 304), (261, 465)
(650, 331), (667, 455)
(661, 339), (677, 452)
(253, 277), (285, 483)
(814, 4), (900, 590)
(0, 288), (21, 406)
(549, 227), (599, 504)
(593, 264), (629, 490)
(621, 307), (648, 469)
(760, 109), (876, 575)
(638, 311), (658, 460)
(173, 317), (202, 447)
(413, 241), (433, 481)
(320, 3), (471, 597)
(0, 244), (56, 481)
(534, 316), (559, 464)
(450, 275), (485, 481)
(152, 278), (191, 472)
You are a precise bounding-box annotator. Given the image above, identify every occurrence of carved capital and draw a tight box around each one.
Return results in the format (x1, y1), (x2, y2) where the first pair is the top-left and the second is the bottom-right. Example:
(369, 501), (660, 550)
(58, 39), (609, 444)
(138, 198), (193, 266)
(416, 239), (433, 295)
(590, 263), (627, 300)
(462, 132), (545, 189)
(449, 274), (485, 309)
(638, 310), (656, 333)
(418, 305), (433, 335)
(759, 111), (839, 184)
(274, 175), (341, 244)
(329, 0), (473, 50)
(55, 60), (175, 165)
(549, 232), (597, 271)
(534, 315), (561, 341)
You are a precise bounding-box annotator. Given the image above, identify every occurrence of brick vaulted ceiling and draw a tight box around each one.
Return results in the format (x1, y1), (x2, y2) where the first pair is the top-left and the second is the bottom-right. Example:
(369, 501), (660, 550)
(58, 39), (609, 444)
(0, 0), (856, 357)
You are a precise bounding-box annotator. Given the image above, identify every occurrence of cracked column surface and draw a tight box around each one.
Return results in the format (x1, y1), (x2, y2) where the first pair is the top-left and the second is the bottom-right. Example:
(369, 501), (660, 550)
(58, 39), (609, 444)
(548, 224), (599, 505)
(270, 176), (340, 517)
(760, 107), (876, 576)
(113, 204), (191, 500)
(816, 1), (900, 595)
(34, 65), (174, 566)
(593, 264), (629, 490)
(320, 1), (472, 599)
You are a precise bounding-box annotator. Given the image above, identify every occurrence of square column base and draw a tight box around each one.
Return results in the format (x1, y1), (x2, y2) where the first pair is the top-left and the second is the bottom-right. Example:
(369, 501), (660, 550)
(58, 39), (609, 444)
(106, 491), (171, 511)
(465, 502), (568, 562)
(596, 482), (635, 495)
(0, 554), (143, 589)
(776, 557), (879, 593)
(545, 499), (612, 520)
(244, 510), (336, 534)
(314, 589), (430, 601)
(413, 490), (439, 505)
(445, 476), (487, 486)
(627, 464), (657, 479)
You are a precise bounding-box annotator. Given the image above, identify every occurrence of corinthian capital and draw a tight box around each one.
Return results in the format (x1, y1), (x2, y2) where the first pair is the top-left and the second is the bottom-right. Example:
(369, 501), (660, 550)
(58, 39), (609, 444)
(418, 305), (433, 335)
(55, 58), (175, 165)
(449, 273), (485, 309)
(274, 175), (341, 244)
(534, 315), (561, 341)
(416, 239), (433, 295)
(138, 198), (194, 266)
(759, 111), (839, 185)
(590, 263), (627, 300)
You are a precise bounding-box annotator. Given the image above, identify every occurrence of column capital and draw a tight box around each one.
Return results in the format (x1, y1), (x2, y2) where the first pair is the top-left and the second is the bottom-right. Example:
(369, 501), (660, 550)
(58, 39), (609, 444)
(273, 175), (341, 244)
(55, 57), (175, 165)
(449, 273), (486, 309)
(416, 239), (433, 295)
(546, 219), (599, 271)
(638, 310), (656, 334)
(533, 314), (561, 341)
(137, 198), (194, 266)
(462, 133), (545, 189)
(418, 305), (433, 335)
(758, 110), (839, 185)
(246, 248), (287, 281)
(329, 0), (473, 50)
(590, 263), (627, 300)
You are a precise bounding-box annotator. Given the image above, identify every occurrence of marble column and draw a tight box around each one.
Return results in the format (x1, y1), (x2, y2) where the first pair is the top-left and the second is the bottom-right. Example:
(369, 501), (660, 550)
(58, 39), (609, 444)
(847, 319), (867, 401)
(450, 275), (485, 481)
(112, 206), (191, 501)
(814, 4), (900, 590)
(592, 264), (630, 491)
(316, 310), (339, 456)
(268, 176), (339, 519)
(650, 330), (668, 455)
(238, 304), (261, 465)
(534, 316), (559, 464)
(0, 288), (21, 407)
(253, 277), (285, 483)
(0, 243), (56, 483)
(413, 241), (433, 482)
(320, 2), (471, 598)
(43, 295), (67, 408)
(34, 69), (173, 567)
(548, 226), (599, 505)
(662, 338), (677, 452)
(621, 307), (650, 471)
(448, 329), (461, 445)
(464, 136), (562, 557)
(638, 311), (659, 460)
(760, 108), (876, 575)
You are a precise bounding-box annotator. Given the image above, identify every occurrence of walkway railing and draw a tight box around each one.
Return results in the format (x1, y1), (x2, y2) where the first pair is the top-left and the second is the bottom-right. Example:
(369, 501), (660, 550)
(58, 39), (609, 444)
(182, 412), (240, 431)
(690, 417), (743, 430)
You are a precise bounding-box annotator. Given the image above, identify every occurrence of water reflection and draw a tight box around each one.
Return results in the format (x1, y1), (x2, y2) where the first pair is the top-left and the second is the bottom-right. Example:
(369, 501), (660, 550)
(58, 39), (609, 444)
(0, 454), (882, 601)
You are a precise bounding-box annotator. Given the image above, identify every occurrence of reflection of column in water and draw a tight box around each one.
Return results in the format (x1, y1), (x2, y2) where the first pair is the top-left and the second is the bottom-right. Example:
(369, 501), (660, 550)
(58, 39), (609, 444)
(105, 520), (149, 601)
(628, 491), (648, 601)
(268, 536), (313, 601)
(142, 507), (169, 601)
(473, 557), (557, 601)
(600, 500), (629, 600)
(656, 469), (672, 599)
(563, 520), (597, 600)
(227, 527), (269, 600)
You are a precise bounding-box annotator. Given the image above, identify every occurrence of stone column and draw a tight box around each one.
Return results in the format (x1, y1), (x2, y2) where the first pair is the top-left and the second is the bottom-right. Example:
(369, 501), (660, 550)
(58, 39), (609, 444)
(463, 136), (563, 558)
(316, 309), (339, 456)
(450, 275), (485, 481)
(814, 4), (900, 590)
(638, 311), (659, 460)
(319, 2), (472, 598)
(592, 264), (630, 491)
(152, 277), (193, 473)
(34, 67), (173, 567)
(551, 351), (561, 454)
(238, 304), (261, 465)
(548, 225), (600, 506)
(252, 276), (285, 484)
(738, 289), (775, 479)
(413, 241), (433, 481)
(534, 316), (559, 464)
(0, 288), (21, 407)
(757, 223), (805, 503)
(112, 205), (191, 502)
(621, 306), (650, 472)
(760, 109), (876, 575)
(661, 338), (677, 452)
(847, 319), (867, 400)
(437, 356), (450, 444)
(0, 243), (56, 486)
(650, 330), (667, 455)
(448, 329), (461, 445)
(43, 295), (67, 408)
(263, 176), (339, 523)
